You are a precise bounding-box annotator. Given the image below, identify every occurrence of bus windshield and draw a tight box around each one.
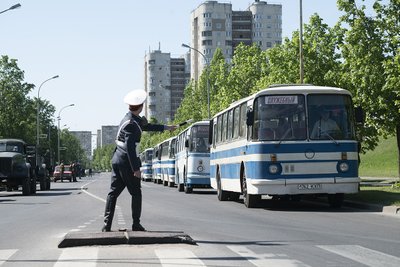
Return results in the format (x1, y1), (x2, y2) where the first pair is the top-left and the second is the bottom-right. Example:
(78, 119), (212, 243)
(190, 125), (209, 152)
(254, 95), (307, 141)
(145, 150), (153, 162)
(308, 94), (356, 140)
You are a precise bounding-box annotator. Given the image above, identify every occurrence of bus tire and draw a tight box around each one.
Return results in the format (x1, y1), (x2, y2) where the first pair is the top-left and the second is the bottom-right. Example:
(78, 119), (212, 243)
(183, 170), (192, 194)
(328, 193), (344, 208)
(178, 183), (184, 192)
(216, 169), (229, 201)
(242, 171), (259, 208)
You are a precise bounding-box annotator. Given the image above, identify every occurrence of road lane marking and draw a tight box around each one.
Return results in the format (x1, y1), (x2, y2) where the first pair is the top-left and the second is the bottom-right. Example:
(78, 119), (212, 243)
(55, 247), (98, 267)
(80, 180), (106, 203)
(318, 245), (400, 267)
(0, 249), (17, 265)
(227, 245), (310, 267)
(155, 248), (206, 267)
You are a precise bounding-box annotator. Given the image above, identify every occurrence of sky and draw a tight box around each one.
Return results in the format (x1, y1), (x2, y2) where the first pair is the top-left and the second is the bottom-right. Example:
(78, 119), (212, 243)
(1, 0), (378, 141)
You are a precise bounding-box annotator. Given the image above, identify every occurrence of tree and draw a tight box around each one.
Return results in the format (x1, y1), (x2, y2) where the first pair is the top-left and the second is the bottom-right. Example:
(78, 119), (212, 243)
(0, 56), (35, 141)
(337, 0), (400, 178)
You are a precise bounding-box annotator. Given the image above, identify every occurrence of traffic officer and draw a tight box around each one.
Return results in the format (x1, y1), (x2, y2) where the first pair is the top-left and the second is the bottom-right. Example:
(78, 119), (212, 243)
(102, 89), (177, 232)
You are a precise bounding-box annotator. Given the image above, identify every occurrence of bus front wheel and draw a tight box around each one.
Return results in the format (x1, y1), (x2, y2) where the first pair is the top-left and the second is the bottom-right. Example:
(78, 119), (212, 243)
(242, 173), (260, 208)
(216, 169), (229, 201)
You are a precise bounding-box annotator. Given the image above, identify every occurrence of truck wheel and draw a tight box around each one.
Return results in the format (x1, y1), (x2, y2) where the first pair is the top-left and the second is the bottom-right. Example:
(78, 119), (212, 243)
(22, 177), (31, 196)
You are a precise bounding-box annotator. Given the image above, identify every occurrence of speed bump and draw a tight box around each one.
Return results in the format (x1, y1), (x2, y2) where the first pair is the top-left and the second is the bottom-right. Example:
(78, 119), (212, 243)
(58, 230), (196, 248)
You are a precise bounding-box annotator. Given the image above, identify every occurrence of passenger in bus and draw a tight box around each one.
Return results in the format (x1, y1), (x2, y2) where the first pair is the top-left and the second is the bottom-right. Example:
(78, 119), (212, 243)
(276, 118), (291, 139)
(196, 138), (208, 152)
(311, 108), (341, 139)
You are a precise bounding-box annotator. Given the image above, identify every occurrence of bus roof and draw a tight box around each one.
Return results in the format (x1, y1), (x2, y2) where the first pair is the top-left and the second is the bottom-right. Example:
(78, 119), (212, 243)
(214, 85), (352, 118)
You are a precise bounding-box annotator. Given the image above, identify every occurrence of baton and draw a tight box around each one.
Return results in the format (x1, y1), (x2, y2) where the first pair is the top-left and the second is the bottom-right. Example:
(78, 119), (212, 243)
(178, 119), (193, 127)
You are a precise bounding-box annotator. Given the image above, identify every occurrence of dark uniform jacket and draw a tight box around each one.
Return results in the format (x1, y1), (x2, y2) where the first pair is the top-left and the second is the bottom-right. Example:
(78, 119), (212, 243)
(114, 112), (164, 172)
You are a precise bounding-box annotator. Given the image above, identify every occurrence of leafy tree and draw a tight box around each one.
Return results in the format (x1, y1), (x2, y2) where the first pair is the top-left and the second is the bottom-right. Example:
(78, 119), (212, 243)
(92, 144), (114, 171)
(0, 56), (35, 141)
(59, 129), (86, 165)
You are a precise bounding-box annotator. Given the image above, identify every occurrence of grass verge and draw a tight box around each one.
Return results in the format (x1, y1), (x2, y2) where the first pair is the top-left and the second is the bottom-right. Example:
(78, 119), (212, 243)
(345, 184), (400, 206)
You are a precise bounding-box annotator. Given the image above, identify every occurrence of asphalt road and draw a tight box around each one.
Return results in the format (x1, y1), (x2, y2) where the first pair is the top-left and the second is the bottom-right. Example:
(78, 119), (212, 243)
(0, 172), (399, 266)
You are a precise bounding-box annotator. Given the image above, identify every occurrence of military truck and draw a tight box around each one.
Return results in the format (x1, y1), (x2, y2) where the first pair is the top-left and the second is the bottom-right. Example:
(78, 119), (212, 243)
(0, 139), (50, 195)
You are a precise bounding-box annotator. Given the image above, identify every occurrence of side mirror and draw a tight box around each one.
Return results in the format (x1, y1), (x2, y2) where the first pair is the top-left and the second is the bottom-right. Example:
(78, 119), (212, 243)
(355, 107), (364, 124)
(246, 110), (254, 126)
(208, 119), (213, 145)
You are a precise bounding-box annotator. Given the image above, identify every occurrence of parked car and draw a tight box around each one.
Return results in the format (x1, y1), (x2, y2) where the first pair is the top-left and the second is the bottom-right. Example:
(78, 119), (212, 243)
(53, 164), (73, 182)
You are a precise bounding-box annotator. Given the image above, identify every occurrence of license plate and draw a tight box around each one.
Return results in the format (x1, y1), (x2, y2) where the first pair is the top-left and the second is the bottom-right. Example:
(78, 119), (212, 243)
(297, 184), (322, 190)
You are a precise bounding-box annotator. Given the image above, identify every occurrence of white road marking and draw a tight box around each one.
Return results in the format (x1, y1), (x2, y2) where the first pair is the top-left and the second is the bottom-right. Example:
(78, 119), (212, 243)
(155, 248), (206, 267)
(0, 249), (17, 266)
(80, 180), (106, 203)
(318, 245), (400, 267)
(227, 245), (310, 267)
(54, 247), (98, 267)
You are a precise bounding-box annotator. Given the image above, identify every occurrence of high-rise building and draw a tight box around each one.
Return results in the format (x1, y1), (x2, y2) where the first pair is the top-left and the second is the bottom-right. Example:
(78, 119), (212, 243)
(144, 49), (190, 123)
(100, 125), (118, 147)
(70, 131), (92, 159)
(189, 0), (282, 80)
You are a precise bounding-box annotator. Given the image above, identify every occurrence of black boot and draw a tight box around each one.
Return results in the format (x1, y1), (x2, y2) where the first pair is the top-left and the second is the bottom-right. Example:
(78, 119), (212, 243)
(132, 223), (146, 231)
(102, 195), (117, 232)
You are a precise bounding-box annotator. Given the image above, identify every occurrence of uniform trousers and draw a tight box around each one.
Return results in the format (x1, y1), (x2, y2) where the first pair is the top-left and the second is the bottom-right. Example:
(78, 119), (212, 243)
(103, 154), (142, 230)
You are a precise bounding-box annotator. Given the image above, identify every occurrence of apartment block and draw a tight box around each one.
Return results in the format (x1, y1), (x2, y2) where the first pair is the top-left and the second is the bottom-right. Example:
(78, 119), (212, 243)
(144, 49), (190, 123)
(190, 0), (282, 80)
(100, 125), (118, 147)
(70, 131), (92, 159)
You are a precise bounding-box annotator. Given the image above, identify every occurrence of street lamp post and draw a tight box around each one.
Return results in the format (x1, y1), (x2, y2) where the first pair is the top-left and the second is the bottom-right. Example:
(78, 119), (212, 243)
(0, 3), (21, 15)
(36, 75), (59, 166)
(182, 43), (210, 119)
(57, 104), (74, 164)
(299, 0), (304, 83)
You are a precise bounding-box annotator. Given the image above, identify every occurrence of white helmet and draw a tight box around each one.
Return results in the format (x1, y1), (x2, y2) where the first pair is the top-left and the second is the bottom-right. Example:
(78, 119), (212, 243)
(123, 90), (147, 105)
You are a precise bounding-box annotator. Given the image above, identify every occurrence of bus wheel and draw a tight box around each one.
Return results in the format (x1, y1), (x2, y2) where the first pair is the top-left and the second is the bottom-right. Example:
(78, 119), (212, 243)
(216, 169), (229, 201)
(328, 193), (344, 208)
(183, 170), (192, 194)
(242, 174), (259, 208)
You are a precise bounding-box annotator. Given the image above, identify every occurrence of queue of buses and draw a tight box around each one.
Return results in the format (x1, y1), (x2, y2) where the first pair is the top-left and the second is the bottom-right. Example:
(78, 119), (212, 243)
(139, 85), (364, 208)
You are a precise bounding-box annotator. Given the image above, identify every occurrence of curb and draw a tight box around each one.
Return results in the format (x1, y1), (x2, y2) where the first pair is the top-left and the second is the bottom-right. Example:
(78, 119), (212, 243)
(58, 231), (196, 248)
(343, 200), (400, 216)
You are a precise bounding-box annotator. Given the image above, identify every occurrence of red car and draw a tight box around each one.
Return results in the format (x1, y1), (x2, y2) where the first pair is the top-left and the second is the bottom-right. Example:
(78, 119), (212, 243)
(53, 165), (73, 182)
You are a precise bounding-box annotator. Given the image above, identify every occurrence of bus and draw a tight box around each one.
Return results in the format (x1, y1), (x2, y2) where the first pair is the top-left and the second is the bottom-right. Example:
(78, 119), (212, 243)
(151, 143), (162, 184)
(175, 121), (210, 193)
(209, 85), (363, 208)
(139, 148), (153, 181)
(159, 136), (177, 187)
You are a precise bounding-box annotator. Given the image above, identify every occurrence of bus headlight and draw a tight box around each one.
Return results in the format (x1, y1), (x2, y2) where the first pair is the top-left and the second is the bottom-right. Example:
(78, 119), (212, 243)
(269, 164), (279, 174)
(339, 162), (349, 172)
(197, 166), (204, 172)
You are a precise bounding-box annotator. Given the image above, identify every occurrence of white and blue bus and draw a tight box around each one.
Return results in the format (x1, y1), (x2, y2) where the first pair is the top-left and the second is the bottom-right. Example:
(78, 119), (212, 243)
(159, 136), (177, 187)
(151, 143), (162, 184)
(139, 148), (153, 181)
(175, 121), (210, 193)
(209, 85), (363, 208)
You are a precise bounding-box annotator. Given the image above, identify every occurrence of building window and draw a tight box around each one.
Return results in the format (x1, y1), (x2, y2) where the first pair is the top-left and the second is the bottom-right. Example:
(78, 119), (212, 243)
(148, 59), (155, 65)
(201, 31), (212, 37)
(203, 12), (211, 18)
